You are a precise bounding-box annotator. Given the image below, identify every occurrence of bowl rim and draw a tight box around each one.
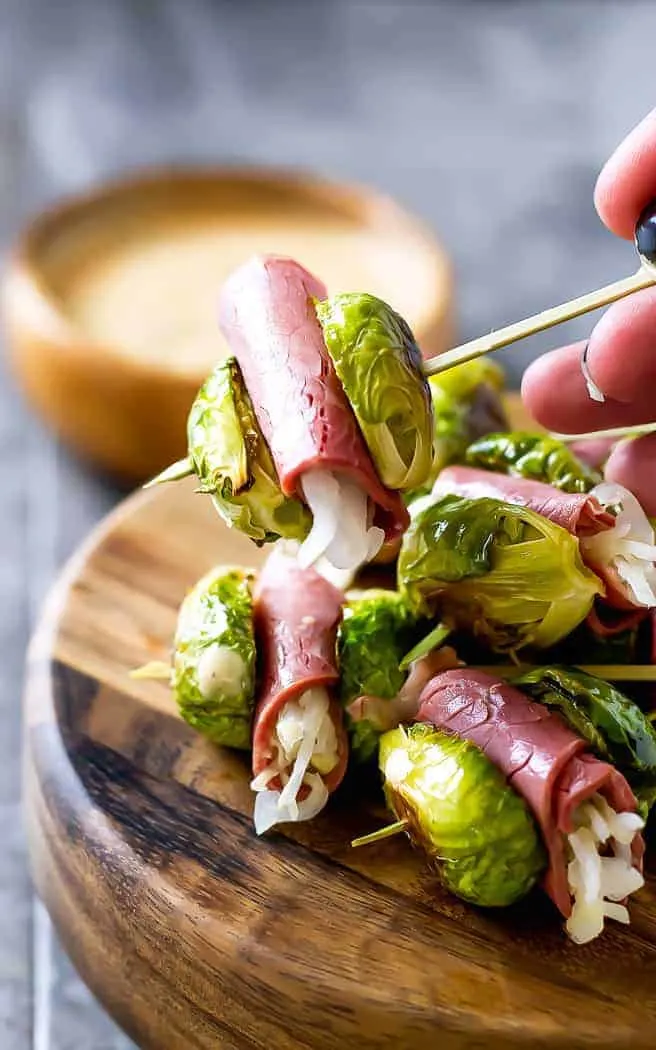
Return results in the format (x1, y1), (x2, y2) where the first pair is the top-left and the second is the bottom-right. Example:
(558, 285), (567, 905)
(3, 162), (453, 384)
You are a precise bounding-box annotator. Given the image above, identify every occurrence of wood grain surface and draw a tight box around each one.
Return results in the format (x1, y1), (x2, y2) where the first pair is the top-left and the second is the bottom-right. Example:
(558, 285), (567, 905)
(23, 396), (656, 1050)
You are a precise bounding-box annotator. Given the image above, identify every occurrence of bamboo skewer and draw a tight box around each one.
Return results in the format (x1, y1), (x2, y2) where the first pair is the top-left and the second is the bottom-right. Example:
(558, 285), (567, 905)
(351, 820), (409, 848)
(554, 422), (656, 444)
(423, 266), (656, 377)
(473, 664), (656, 682)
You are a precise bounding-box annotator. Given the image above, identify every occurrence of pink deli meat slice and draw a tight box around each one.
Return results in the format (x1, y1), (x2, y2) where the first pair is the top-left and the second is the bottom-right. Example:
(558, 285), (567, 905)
(434, 465), (648, 630)
(433, 465), (615, 537)
(347, 646), (462, 733)
(252, 547), (348, 794)
(218, 255), (409, 542)
(416, 668), (644, 917)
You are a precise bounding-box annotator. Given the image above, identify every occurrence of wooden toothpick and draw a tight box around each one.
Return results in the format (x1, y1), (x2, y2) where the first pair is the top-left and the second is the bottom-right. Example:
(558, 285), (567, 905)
(553, 422), (656, 444)
(424, 267), (656, 377)
(473, 664), (656, 682)
(351, 820), (409, 849)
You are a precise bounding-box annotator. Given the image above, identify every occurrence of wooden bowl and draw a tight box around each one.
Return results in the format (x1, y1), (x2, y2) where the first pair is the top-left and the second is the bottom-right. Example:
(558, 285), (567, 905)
(24, 398), (656, 1050)
(2, 167), (453, 484)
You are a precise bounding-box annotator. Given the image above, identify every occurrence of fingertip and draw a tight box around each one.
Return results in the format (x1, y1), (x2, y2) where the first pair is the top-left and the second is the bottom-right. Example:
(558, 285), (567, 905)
(521, 348), (558, 417)
(584, 287), (656, 403)
(520, 352), (550, 414)
(520, 352), (556, 426)
(521, 343), (589, 431)
(604, 433), (656, 517)
(594, 108), (656, 240)
(568, 438), (615, 472)
(521, 338), (654, 435)
(594, 168), (628, 239)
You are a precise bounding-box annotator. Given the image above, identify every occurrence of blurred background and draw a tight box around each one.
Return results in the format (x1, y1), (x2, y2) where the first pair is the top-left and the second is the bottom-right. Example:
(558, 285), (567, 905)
(1, 1), (655, 1047)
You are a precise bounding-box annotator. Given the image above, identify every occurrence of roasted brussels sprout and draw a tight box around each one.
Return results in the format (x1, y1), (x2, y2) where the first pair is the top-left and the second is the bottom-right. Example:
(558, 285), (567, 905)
(315, 293), (433, 492)
(398, 494), (603, 654)
(338, 589), (429, 763)
(514, 665), (656, 816)
(173, 565), (257, 749)
(465, 431), (601, 493)
(379, 724), (546, 906)
(425, 357), (509, 487)
(152, 358), (310, 545)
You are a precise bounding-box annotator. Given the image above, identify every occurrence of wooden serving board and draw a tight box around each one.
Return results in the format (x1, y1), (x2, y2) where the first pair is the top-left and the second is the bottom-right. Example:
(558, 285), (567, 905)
(24, 397), (656, 1050)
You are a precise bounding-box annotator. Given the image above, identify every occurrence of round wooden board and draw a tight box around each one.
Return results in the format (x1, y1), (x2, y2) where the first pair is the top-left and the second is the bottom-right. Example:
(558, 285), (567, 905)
(24, 396), (656, 1050)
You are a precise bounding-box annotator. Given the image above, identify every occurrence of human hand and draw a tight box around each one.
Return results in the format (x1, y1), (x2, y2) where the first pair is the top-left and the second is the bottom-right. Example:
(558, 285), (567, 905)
(522, 108), (656, 513)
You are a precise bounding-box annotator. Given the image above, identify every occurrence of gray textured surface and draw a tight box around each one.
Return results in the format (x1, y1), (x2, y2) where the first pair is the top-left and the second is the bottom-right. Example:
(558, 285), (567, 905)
(1, 1), (654, 1047)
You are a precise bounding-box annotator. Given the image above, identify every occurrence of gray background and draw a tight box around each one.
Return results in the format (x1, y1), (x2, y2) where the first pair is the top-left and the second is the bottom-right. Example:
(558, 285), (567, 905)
(1, 1), (654, 1047)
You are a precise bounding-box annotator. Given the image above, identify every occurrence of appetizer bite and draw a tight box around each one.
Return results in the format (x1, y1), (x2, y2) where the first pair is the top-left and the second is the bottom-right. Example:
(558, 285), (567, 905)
(379, 723), (547, 907)
(134, 565), (257, 749)
(398, 493), (602, 654)
(377, 669), (646, 944)
(417, 670), (646, 944)
(153, 255), (438, 577)
(250, 545), (348, 834)
(432, 468), (656, 634)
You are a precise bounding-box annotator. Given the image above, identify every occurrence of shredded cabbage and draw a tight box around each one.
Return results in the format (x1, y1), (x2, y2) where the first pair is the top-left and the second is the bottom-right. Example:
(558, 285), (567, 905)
(566, 793), (644, 944)
(253, 774), (329, 836)
(251, 687), (339, 835)
(298, 470), (384, 574)
(582, 482), (656, 607)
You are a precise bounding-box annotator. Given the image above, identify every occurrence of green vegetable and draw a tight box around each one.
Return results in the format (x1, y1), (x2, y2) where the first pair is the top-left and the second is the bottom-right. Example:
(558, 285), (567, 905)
(338, 589), (425, 763)
(465, 431), (601, 493)
(428, 357), (506, 403)
(513, 665), (656, 817)
(379, 724), (546, 906)
(399, 622), (451, 671)
(398, 494), (603, 654)
(152, 359), (310, 546)
(173, 565), (257, 749)
(315, 293), (433, 491)
(425, 357), (509, 488)
(634, 785), (656, 819)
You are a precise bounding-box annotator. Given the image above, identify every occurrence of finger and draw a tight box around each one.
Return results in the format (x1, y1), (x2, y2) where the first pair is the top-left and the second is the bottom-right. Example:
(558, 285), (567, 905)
(521, 341), (656, 433)
(523, 285), (656, 430)
(568, 438), (615, 472)
(604, 434), (656, 517)
(578, 286), (656, 403)
(594, 107), (656, 240)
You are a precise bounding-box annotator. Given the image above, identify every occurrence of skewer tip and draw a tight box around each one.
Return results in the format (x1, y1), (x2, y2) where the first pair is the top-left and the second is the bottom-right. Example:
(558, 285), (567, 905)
(351, 819), (409, 849)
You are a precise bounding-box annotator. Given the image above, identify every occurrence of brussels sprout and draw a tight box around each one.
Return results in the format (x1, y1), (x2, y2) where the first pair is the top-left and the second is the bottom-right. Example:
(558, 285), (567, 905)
(379, 724), (546, 906)
(338, 589), (426, 763)
(397, 494), (603, 654)
(429, 356), (506, 403)
(514, 665), (656, 816)
(173, 565), (257, 749)
(315, 293), (433, 492)
(424, 357), (509, 488)
(152, 359), (310, 546)
(465, 431), (601, 493)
